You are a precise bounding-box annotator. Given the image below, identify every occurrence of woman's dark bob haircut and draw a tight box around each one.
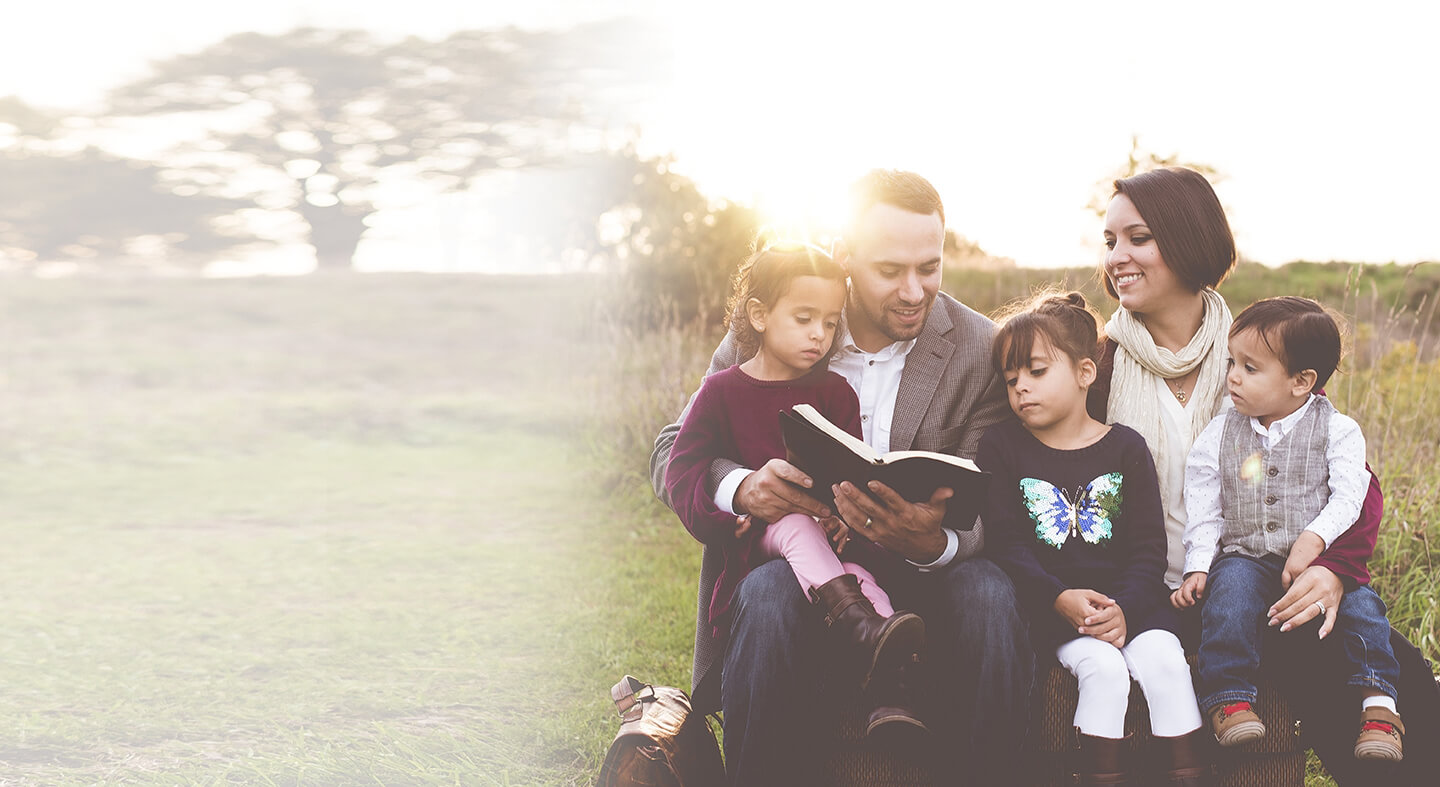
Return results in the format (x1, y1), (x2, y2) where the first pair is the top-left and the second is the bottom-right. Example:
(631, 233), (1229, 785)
(1106, 167), (1236, 299)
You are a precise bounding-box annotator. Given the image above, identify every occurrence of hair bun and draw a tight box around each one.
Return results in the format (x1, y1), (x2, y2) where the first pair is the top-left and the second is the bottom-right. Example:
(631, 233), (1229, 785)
(1037, 290), (1088, 313)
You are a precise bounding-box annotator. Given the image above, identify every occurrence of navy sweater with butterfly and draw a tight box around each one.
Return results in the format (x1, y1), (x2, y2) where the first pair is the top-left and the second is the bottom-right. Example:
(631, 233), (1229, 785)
(977, 419), (1177, 652)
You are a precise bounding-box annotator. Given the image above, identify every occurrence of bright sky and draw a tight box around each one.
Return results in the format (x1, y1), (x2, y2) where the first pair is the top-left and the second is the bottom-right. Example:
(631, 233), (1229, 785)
(4, 1), (1438, 271)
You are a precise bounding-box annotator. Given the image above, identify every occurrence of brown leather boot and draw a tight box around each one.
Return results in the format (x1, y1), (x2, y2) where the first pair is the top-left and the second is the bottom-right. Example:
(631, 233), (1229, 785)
(1153, 728), (1213, 786)
(864, 652), (928, 739)
(808, 574), (924, 689)
(1073, 730), (1130, 786)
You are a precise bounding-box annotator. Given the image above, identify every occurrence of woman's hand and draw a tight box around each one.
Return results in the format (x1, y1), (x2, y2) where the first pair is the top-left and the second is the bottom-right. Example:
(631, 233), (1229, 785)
(1171, 571), (1207, 609)
(1268, 564), (1342, 638)
(1281, 531), (1325, 589)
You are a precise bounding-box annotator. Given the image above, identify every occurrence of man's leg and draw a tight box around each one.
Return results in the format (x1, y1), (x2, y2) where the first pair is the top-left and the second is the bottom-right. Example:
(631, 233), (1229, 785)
(720, 558), (826, 786)
(1265, 598), (1427, 786)
(921, 556), (1033, 786)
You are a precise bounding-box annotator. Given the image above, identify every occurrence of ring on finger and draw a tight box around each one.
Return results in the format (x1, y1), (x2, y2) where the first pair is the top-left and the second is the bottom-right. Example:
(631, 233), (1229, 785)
(863, 517), (873, 529)
(1314, 600), (1326, 615)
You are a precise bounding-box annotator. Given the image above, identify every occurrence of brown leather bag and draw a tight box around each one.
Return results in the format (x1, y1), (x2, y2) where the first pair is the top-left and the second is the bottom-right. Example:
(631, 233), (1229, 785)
(597, 675), (725, 787)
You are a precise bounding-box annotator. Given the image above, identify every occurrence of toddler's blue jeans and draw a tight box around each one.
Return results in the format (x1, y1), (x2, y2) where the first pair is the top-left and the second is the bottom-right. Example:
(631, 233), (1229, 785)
(1197, 552), (1399, 713)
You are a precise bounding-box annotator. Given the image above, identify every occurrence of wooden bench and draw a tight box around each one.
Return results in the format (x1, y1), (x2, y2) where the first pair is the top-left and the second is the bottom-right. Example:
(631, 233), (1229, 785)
(814, 664), (1304, 786)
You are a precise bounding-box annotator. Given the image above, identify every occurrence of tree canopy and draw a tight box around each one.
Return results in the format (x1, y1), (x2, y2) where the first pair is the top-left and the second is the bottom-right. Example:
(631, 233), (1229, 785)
(0, 99), (247, 268)
(94, 20), (664, 270)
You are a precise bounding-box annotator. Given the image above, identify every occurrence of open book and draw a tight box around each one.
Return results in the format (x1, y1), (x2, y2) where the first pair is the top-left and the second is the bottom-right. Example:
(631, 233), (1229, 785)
(779, 404), (987, 532)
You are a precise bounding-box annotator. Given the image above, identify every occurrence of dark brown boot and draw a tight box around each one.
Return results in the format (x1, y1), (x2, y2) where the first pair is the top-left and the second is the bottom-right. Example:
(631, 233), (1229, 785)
(865, 653), (928, 739)
(808, 574), (925, 689)
(1154, 728), (1213, 786)
(1073, 730), (1130, 786)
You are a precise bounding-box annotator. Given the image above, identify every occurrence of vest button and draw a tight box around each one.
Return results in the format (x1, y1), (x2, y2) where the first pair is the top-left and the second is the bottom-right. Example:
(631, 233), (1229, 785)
(1265, 521), (1280, 532)
(1265, 494), (1277, 505)
(1267, 467), (1279, 477)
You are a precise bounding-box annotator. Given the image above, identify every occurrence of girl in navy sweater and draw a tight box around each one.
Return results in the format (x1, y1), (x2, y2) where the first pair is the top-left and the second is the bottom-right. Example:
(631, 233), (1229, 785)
(978, 292), (1206, 785)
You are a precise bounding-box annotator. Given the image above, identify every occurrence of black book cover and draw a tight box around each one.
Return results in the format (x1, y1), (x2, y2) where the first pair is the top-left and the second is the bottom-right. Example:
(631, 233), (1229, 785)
(779, 405), (987, 532)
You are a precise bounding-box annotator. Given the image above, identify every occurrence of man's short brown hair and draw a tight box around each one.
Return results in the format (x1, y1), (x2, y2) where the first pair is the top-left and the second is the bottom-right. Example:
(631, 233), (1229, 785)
(847, 170), (945, 238)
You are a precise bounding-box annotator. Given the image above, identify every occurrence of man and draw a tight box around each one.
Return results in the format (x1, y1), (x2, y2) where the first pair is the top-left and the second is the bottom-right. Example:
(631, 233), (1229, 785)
(650, 170), (1032, 785)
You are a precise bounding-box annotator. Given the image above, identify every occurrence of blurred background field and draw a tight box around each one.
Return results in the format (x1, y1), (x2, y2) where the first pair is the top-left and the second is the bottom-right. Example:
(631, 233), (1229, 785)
(0, 274), (682, 785)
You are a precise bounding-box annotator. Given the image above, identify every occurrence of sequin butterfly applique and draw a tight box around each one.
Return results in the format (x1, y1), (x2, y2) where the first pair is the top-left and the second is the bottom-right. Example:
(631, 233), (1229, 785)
(1019, 473), (1123, 549)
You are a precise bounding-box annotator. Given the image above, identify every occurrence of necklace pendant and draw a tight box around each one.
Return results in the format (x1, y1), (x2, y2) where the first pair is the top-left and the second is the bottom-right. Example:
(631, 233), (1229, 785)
(1175, 390), (1187, 403)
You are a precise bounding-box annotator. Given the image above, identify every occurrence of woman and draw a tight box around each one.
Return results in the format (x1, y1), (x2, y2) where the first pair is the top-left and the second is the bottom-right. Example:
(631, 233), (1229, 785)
(1089, 167), (1436, 785)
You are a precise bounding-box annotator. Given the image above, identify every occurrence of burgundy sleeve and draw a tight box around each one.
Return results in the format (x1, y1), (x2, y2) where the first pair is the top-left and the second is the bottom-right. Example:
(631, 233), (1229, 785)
(1310, 463), (1380, 587)
(663, 379), (744, 547)
(823, 376), (864, 442)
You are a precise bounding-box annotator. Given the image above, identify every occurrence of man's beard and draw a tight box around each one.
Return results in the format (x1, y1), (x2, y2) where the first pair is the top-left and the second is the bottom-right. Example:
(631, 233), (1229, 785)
(854, 294), (931, 343)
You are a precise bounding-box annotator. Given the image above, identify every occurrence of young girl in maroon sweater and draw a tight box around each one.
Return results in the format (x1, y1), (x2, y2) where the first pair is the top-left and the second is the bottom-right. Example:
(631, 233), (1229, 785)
(664, 237), (925, 736)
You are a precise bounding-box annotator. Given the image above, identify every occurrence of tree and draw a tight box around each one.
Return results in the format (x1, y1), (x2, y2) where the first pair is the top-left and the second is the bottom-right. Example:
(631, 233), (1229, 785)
(1086, 134), (1222, 218)
(585, 147), (760, 327)
(944, 229), (1014, 270)
(104, 20), (665, 270)
(0, 98), (248, 267)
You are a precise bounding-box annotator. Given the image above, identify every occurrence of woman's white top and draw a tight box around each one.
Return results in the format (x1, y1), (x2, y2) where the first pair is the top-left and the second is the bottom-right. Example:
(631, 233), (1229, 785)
(1154, 378), (1231, 588)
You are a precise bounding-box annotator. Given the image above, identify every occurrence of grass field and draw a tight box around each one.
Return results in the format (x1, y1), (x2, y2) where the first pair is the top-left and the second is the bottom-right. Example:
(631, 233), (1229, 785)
(0, 274), (694, 785)
(3, 272), (1431, 786)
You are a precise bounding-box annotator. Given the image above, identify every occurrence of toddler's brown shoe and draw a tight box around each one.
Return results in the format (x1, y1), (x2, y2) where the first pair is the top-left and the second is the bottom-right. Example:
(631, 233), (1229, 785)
(1353, 706), (1404, 761)
(1209, 701), (1265, 747)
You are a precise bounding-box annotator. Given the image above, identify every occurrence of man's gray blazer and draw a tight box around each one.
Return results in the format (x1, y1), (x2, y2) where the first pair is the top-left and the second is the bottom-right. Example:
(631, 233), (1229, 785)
(648, 291), (1012, 711)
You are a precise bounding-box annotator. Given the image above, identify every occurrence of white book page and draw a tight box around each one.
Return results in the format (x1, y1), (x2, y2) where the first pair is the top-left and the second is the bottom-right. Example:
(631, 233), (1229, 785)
(879, 450), (980, 472)
(791, 403), (881, 463)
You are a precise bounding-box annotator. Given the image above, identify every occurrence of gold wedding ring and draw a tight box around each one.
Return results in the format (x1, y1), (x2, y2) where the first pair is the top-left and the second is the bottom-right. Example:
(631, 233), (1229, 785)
(863, 518), (873, 529)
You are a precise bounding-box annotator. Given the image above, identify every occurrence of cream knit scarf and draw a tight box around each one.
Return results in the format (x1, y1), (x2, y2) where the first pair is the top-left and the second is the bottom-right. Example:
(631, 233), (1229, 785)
(1105, 289), (1233, 504)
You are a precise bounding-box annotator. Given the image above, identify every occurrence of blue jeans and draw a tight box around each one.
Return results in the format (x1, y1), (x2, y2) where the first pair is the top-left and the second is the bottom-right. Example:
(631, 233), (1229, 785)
(721, 556), (1033, 786)
(1198, 553), (1399, 712)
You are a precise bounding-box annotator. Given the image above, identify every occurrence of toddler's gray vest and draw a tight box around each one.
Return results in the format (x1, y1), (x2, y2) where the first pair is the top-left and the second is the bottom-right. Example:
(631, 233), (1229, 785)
(1217, 396), (1334, 559)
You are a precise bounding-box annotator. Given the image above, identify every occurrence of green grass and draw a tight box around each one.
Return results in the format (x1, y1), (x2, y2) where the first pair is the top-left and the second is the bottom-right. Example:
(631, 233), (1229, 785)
(937, 261), (1440, 358)
(0, 274), (666, 785)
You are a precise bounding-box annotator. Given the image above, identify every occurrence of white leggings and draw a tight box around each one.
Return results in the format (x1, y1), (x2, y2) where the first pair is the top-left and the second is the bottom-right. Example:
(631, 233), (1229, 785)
(1055, 629), (1203, 739)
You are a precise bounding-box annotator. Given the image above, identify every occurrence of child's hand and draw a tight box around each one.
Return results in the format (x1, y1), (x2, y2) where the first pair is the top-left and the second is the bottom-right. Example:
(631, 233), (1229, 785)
(818, 516), (850, 554)
(734, 514), (754, 538)
(1081, 601), (1128, 649)
(1282, 531), (1326, 589)
(1054, 588), (1113, 632)
(1171, 571), (1208, 609)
